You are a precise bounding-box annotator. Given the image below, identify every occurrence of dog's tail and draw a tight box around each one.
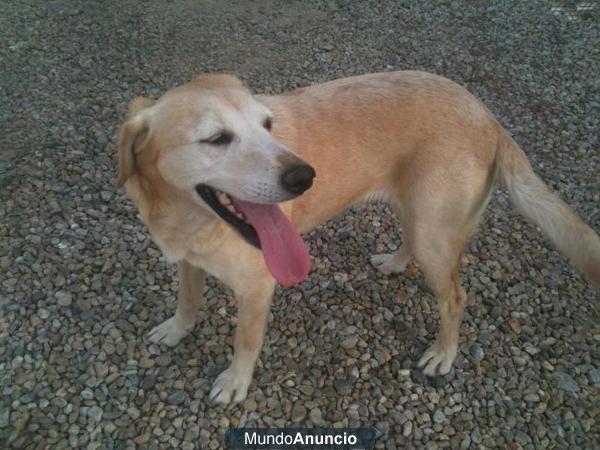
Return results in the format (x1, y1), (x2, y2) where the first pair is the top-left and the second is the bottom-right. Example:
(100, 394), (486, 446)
(496, 130), (600, 284)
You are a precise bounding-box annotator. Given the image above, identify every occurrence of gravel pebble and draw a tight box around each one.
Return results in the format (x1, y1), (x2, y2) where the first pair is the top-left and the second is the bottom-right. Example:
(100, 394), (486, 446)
(291, 403), (307, 423)
(587, 369), (600, 385)
(55, 291), (72, 306)
(309, 408), (324, 425)
(432, 411), (446, 424)
(80, 388), (94, 400)
(167, 391), (187, 405)
(469, 343), (485, 362)
(86, 406), (103, 423)
(553, 372), (580, 394)
(0, 407), (9, 428)
(340, 336), (359, 350)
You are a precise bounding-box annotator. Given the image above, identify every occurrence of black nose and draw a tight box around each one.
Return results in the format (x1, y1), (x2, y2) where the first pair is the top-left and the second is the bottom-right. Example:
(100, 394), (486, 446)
(281, 164), (316, 195)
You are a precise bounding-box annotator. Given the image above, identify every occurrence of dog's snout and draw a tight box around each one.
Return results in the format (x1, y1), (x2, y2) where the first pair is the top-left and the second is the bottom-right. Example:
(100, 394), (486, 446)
(281, 164), (316, 195)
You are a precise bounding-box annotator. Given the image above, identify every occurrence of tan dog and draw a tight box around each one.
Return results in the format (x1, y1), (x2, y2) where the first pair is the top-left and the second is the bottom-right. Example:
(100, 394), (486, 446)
(116, 71), (600, 404)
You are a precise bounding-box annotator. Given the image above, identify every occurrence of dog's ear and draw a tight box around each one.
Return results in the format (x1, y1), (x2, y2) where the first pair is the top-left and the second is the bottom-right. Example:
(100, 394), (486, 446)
(115, 97), (155, 187)
(127, 96), (156, 116)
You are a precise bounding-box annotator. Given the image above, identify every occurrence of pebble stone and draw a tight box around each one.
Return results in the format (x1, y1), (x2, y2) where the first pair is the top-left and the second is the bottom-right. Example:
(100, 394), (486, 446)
(553, 372), (580, 394)
(291, 403), (307, 423)
(588, 369), (600, 385)
(167, 391), (187, 405)
(55, 291), (72, 306)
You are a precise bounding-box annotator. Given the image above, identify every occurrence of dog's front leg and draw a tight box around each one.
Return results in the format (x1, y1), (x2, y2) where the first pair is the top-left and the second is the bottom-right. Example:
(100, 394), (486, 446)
(210, 278), (275, 405)
(148, 260), (205, 346)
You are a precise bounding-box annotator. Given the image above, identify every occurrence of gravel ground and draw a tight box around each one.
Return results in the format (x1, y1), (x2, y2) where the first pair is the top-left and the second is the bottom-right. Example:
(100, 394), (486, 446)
(1, 1), (599, 449)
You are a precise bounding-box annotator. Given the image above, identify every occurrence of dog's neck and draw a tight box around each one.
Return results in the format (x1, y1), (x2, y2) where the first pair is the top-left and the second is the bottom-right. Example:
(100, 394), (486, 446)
(126, 179), (222, 263)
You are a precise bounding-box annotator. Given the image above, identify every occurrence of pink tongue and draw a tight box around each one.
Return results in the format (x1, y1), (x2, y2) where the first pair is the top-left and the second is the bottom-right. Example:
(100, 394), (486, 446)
(232, 199), (310, 287)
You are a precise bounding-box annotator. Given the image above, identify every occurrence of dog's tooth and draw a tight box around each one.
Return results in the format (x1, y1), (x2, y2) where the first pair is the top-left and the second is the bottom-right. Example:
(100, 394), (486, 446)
(226, 204), (238, 215)
(217, 192), (230, 205)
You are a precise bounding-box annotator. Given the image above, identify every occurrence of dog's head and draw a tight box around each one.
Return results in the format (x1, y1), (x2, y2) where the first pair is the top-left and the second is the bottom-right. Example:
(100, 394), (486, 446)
(116, 75), (314, 286)
(117, 74), (314, 202)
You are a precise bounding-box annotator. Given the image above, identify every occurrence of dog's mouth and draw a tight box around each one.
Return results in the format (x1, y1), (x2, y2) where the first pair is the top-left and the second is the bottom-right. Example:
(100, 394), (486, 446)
(195, 184), (311, 287)
(195, 184), (261, 249)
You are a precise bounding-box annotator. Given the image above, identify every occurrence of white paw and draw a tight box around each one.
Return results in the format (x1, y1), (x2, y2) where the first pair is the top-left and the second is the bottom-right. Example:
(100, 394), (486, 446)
(417, 343), (457, 376)
(210, 366), (251, 405)
(147, 317), (193, 347)
(370, 253), (408, 274)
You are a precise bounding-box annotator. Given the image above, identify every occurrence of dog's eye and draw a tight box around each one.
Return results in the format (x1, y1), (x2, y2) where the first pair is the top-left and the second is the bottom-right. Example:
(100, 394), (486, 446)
(202, 132), (233, 146)
(263, 117), (272, 131)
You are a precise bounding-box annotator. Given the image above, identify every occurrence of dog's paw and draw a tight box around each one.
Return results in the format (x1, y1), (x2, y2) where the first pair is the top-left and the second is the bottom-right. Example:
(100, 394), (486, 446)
(417, 343), (457, 376)
(147, 317), (192, 347)
(370, 253), (408, 274)
(210, 367), (251, 405)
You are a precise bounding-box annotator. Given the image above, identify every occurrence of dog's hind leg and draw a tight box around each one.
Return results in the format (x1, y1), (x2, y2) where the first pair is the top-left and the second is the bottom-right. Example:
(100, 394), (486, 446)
(403, 157), (492, 376)
(148, 260), (205, 346)
(412, 227), (470, 376)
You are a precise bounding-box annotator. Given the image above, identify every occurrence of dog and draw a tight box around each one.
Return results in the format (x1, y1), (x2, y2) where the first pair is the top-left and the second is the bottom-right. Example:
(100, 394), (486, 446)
(116, 71), (600, 404)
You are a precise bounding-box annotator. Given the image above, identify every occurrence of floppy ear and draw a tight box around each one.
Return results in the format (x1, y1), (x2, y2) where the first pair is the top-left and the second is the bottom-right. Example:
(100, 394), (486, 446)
(115, 97), (155, 187)
(127, 96), (156, 116)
